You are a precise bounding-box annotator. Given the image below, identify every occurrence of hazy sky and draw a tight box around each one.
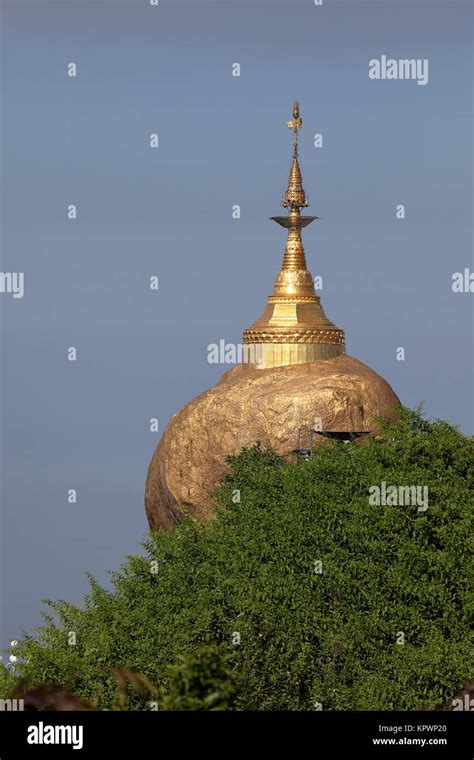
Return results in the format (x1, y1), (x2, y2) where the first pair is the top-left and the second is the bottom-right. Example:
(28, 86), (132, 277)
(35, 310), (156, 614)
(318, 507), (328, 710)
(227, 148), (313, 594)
(1, 0), (472, 650)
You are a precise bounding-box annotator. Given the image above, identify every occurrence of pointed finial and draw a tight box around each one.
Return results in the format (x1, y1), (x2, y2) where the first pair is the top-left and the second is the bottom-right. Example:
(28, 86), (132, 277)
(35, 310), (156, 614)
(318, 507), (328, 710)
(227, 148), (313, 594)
(287, 100), (303, 158)
(282, 100), (308, 209)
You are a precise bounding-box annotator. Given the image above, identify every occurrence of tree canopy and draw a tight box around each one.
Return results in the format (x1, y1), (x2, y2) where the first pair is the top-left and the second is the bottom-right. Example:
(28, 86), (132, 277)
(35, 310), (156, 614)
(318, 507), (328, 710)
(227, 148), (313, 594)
(1, 408), (472, 710)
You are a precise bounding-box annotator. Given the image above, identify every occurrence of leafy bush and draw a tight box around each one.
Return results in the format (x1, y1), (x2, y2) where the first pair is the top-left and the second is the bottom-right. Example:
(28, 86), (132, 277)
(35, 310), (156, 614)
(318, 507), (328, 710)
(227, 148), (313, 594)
(159, 642), (235, 711)
(1, 408), (472, 710)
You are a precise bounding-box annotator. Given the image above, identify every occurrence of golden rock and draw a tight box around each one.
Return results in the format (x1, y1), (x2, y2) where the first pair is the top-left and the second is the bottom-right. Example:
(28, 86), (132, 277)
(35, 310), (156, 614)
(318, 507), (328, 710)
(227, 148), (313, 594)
(145, 356), (400, 531)
(144, 102), (400, 531)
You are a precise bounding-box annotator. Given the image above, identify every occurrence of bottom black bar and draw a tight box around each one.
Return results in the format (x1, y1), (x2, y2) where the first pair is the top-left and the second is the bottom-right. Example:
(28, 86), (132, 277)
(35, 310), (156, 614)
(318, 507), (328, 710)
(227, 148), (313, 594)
(0, 711), (471, 757)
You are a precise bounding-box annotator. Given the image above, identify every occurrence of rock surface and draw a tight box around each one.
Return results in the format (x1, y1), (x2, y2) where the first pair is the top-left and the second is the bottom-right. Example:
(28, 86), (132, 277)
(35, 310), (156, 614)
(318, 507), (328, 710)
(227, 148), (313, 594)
(145, 355), (400, 531)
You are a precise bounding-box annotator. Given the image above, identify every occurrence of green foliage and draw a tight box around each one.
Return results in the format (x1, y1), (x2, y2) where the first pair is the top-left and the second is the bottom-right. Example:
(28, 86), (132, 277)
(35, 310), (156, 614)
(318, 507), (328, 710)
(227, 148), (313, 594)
(0, 663), (17, 697)
(159, 642), (235, 710)
(1, 407), (472, 710)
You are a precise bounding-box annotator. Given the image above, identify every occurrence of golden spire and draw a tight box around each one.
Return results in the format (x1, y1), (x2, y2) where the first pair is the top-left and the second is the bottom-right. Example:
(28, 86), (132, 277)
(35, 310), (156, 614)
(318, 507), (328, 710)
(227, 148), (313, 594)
(242, 101), (345, 370)
(282, 100), (308, 209)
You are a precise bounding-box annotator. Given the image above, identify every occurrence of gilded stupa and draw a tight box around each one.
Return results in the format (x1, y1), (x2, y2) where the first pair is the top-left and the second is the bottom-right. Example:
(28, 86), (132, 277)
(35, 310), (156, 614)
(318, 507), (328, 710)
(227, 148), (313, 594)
(145, 102), (400, 531)
(242, 101), (345, 369)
